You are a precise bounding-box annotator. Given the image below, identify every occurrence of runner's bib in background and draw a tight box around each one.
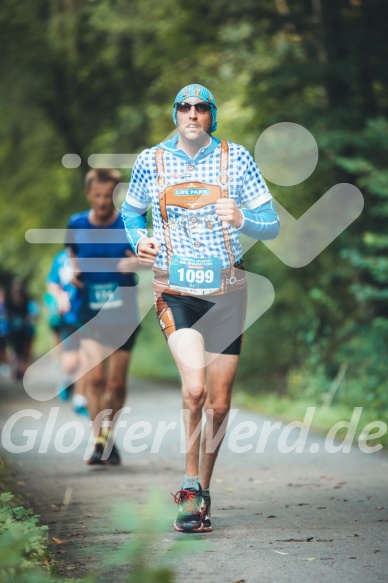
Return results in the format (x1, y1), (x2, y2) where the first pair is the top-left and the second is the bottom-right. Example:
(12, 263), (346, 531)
(169, 255), (222, 295)
(88, 283), (123, 310)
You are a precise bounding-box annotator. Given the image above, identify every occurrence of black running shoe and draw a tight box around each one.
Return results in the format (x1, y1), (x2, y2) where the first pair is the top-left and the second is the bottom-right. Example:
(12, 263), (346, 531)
(87, 442), (106, 465)
(172, 487), (205, 533)
(202, 490), (212, 532)
(106, 443), (121, 466)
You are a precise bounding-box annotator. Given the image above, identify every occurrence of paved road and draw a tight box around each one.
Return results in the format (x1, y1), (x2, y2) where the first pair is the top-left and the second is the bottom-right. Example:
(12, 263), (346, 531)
(1, 367), (387, 583)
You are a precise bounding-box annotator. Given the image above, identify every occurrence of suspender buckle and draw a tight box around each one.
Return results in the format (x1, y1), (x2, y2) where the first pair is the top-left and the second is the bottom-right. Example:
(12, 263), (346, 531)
(218, 170), (229, 190)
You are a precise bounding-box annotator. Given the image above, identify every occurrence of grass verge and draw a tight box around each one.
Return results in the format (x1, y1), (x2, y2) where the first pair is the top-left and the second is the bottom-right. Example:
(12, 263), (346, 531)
(232, 389), (388, 449)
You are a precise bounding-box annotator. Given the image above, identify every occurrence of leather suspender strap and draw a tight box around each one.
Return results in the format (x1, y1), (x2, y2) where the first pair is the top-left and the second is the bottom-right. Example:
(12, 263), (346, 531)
(219, 141), (236, 275)
(155, 147), (173, 264)
(156, 147), (168, 222)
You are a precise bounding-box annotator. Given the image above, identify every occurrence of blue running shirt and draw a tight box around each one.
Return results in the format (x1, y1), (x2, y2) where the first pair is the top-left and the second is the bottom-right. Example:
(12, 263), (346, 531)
(66, 211), (139, 325)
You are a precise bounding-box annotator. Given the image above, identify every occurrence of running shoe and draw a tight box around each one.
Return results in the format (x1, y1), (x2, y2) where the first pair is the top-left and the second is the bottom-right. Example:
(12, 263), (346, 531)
(172, 487), (205, 533)
(106, 443), (121, 466)
(58, 386), (71, 401)
(72, 395), (89, 417)
(202, 490), (212, 532)
(87, 442), (106, 465)
(73, 403), (89, 417)
(57, 381), (73, 401)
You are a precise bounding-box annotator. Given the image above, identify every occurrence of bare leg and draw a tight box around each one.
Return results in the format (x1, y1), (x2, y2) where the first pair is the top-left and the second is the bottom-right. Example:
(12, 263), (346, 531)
(199, 353), (239, 489)
(168, 329), (206, 478)
(103, 349), (131, 426)
(80, 339), (109, 437)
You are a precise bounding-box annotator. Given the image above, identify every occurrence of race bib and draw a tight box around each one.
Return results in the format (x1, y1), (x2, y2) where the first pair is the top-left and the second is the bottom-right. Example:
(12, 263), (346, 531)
(169, 256), (222, 294)
(88, 283), (123, 310)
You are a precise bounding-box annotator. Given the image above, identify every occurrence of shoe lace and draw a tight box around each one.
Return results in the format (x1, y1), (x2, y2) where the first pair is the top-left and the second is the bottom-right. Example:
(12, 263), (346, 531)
(172, 489), (200, 514)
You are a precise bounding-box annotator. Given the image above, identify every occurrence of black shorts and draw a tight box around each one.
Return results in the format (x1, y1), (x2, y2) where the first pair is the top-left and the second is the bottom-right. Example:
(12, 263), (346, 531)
(80, 322), (140, 352)
(155, 288), (247, 355)
(60, 324), (80, 352)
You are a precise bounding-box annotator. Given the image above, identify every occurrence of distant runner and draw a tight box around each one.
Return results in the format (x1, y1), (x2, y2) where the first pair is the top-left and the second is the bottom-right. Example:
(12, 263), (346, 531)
(46, 248), (88, 415)
(67, 168), (140, 466)
(7, 280), (38, 381)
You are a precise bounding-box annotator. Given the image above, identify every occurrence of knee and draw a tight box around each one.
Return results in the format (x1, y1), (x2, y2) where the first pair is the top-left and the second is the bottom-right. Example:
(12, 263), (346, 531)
(185, 382), (207, 411)
(62, 356), (78, 376)
(107, 378), (126, 396)
(207, 402), (230, 425)
(90, 371), (105, 391)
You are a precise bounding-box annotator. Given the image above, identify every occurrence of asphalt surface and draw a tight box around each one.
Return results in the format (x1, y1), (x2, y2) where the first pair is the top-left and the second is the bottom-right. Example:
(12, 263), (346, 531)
(0, 365), (387, 583)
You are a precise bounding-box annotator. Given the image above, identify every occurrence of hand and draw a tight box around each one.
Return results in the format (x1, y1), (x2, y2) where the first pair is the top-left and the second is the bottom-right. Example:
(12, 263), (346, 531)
(215, 199), (243, 228)
(117, 250), (141, 273)
(137, 237), (162, 266)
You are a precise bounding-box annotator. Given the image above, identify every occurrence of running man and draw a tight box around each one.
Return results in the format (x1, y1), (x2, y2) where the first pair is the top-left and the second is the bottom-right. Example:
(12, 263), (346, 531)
(122, 84), (280, 531)
(46, 248), (88, 415)
(66, 168), (140, 466)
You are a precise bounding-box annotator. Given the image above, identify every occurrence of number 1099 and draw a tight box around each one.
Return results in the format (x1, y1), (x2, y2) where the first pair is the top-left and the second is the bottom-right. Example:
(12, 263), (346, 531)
(177, 268), (214, 285)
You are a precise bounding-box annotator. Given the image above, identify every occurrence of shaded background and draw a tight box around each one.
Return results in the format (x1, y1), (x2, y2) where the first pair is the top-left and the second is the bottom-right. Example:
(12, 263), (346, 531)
(1, 0), (387, 430)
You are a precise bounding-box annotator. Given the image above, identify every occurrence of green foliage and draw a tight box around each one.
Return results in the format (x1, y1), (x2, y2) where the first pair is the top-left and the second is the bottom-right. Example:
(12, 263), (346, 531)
(94, 493), (176, 582)
(0, 0), (388, 418)
(0, 491), (49, 582)
(0, 486), (181, 583)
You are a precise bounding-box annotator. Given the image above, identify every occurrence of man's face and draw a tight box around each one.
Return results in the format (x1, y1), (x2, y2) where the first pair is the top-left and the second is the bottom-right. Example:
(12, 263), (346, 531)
(86, 180), (116, 221)
(176, 97), (212, 143)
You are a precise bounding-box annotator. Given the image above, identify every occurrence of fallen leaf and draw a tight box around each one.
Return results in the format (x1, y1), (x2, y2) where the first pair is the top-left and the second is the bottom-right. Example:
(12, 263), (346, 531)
(274, 551), (289, 555)
(57, 550), (66, 554)
(317, 539), (333, 542)
(267, 515), (276, 518)
(303, 558), (316, 561)
(52, 537), (65, 545)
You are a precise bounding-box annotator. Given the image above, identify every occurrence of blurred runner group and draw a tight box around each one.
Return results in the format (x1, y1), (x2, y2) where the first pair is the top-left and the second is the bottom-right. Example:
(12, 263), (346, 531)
(0, 280), (39, 381)
(1, 168), (141, 468)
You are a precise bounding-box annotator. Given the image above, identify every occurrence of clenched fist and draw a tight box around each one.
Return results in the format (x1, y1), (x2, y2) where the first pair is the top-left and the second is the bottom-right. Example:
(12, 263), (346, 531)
(215, 199), (243, 228)
(137, 237), (162, 266)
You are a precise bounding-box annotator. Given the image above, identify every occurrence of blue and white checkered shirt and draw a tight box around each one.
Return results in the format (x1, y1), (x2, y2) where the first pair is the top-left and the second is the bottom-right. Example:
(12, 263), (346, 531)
(123, 136), (277, 270)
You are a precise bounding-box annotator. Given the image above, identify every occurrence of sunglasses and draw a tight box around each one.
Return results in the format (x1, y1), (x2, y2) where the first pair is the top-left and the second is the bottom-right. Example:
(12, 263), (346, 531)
(176, 101), (213, 113)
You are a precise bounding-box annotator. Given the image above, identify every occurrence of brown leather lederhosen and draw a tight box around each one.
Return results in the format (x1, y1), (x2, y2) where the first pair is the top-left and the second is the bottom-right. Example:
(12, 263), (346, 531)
(152, 140), (246, 296)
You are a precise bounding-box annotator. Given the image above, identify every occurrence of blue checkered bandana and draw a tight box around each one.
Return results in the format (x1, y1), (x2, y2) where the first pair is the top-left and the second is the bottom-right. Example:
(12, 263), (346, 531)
(172, 84), (218, 133)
